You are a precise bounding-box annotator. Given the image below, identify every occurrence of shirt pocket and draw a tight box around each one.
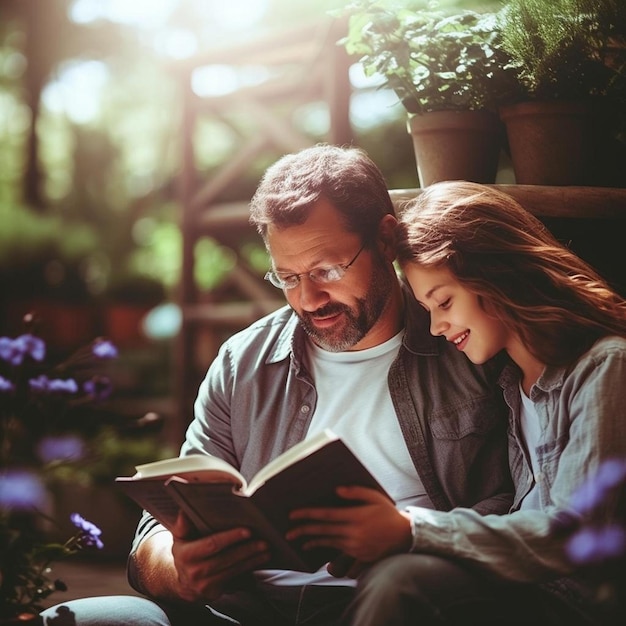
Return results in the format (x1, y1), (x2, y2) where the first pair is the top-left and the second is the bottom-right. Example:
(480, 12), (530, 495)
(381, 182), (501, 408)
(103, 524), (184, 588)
(429, 396), (503, 440)
(535, 432), (568, 494)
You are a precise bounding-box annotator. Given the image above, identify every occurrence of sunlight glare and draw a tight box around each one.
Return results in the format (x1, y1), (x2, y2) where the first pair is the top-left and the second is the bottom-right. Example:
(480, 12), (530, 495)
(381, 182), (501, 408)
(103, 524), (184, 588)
(192, 64), (271, 98)
(71, 0), (268, 31)
(71, 0), (178, 27)
(213, 0), (269, 30)
(42, 60), (109, 124)
(154, 29), (199, 59)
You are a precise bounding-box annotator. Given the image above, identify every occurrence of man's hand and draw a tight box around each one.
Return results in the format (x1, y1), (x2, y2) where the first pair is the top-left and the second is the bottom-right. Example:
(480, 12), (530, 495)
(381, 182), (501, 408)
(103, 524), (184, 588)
(135, 513), (271, 604)
(286, 486), (412, 574)
(170, 512), (271, 602)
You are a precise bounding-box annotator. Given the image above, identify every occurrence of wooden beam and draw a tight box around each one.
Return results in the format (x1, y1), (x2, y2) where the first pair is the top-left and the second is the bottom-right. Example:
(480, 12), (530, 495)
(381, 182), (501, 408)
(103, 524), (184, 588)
(184, 301), (283, 326)
(389, 186), (626, 219)
(190, 134), (270, 212)
(169, 19), (345, 73)
(198, 202), (251, 230)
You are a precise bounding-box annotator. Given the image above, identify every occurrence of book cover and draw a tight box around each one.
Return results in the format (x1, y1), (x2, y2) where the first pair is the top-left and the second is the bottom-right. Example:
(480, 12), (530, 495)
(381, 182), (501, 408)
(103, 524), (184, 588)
(116, 430), (391, 571)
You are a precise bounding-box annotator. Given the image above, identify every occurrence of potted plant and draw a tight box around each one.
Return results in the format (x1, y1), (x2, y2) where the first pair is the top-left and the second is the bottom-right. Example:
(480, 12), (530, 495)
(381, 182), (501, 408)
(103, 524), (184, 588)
(497, 0), (626, 185)
(0, 203), (100, 351)
(102, 273), (166, 347)
(339, 0), (519, 186)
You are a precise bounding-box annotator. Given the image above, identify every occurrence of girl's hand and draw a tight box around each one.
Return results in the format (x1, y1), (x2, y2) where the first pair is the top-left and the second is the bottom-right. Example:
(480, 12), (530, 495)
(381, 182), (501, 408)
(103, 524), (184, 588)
(286, 486), (412, 564)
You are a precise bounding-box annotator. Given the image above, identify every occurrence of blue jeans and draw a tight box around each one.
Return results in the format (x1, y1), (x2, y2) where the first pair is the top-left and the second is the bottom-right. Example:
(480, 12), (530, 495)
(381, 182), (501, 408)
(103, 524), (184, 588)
(344, 554), (615, 626)
(41, 555), (619, 626)
(40, 583), (355, 626)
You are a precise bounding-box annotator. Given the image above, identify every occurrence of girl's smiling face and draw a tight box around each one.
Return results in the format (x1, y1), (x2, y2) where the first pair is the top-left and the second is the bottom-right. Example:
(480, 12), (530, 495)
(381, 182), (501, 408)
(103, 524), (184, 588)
(402, 263), (510, 364)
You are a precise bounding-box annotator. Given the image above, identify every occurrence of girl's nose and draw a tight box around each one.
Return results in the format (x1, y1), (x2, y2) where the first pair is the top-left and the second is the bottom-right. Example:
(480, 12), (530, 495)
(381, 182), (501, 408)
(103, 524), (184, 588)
(429, 311), (448, 337)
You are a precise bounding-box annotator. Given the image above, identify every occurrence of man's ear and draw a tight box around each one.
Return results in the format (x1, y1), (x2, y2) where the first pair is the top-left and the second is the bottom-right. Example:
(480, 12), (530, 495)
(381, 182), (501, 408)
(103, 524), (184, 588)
(377, 214), (399, 262)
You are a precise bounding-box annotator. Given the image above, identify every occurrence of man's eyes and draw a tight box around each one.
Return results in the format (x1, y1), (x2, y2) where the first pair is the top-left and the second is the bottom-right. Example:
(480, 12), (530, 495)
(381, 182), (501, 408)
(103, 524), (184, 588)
(311, 267), (340, 281)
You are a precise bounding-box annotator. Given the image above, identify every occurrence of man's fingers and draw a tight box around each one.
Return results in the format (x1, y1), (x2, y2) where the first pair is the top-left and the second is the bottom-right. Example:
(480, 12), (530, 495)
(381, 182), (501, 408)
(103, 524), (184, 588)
(196, 527), (254, 555)
(171, 510), (196, 539)
(178, 538), (271, 602)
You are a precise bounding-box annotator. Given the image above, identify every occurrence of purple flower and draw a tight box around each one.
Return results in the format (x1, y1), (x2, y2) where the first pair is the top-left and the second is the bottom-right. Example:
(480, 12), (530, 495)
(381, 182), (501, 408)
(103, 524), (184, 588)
(0, 336), (24, 365)
(92, 339), (118, 360)
(0, 336), (13, 361)
(29, 375), (79, 394)
(0, 375), (14, 393)
(37, 435), (86, 464)
(47, 378), (79, 393)
(28, 375), (49, 392)
(83, 376), (113, 401)
(569, 459), (626, 516)
(1, 334), (47, 364)
(15, 334), (46, 362)
(566, 525), (626, 565)
(70, 513), (104, 550)
(0, 470), (47, 511)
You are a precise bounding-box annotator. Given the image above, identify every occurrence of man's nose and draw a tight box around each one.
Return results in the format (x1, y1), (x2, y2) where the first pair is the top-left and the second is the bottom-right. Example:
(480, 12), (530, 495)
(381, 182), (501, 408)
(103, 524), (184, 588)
(296, 276), (330, 311)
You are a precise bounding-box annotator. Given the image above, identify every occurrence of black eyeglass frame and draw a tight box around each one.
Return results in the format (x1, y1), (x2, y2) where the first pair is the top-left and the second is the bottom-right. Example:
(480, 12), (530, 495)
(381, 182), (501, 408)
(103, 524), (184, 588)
(264, 243), (366, 290)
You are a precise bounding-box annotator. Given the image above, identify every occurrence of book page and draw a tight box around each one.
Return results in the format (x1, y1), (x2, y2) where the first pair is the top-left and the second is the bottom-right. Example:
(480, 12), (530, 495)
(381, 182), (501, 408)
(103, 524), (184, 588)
(134, 454), (248, 490)
(246, 429), (338, 494)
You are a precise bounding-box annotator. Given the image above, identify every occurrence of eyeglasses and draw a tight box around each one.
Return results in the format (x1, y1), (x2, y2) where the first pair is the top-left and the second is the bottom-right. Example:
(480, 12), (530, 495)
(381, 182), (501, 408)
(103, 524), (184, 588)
(264, 244), (366, 290)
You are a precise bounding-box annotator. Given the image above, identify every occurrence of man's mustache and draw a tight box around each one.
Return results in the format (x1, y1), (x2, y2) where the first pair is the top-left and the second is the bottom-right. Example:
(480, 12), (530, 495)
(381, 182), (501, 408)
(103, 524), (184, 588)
(304, 303), (350, 319)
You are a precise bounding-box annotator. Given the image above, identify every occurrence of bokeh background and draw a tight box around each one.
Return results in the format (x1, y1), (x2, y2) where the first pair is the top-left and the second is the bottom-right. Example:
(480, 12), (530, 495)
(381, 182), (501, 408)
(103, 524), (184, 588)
(2, 3), (624, 598)
(2, 0), (506, 443)
(5, 0), (625, 450)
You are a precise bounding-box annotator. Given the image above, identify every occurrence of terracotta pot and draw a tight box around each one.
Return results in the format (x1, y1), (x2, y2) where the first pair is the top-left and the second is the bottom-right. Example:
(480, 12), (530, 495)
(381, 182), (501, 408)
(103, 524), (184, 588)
(500, 100), (594, 186)
(5, 299), (96, 351)
(0, 614), (44, 626)
(407, 110), (503, 187)
(103, 304), (150, 347)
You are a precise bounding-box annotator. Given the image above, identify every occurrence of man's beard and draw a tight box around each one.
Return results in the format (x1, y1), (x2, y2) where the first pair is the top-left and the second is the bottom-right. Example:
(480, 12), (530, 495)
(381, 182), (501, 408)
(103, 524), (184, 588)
(296, 258), (395, 352)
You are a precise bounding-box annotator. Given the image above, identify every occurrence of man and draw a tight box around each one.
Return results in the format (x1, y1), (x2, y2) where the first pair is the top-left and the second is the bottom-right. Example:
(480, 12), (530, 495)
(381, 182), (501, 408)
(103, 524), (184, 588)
(41, 145), (511, 626)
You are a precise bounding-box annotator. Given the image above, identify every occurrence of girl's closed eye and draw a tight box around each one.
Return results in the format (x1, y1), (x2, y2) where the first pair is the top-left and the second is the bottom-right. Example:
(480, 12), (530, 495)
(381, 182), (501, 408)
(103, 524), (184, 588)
(438, 298), (451, 310)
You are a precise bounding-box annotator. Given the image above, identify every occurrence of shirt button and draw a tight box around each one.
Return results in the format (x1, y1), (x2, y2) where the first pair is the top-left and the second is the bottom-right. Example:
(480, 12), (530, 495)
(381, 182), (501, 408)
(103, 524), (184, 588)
(300, 405), (310, 414)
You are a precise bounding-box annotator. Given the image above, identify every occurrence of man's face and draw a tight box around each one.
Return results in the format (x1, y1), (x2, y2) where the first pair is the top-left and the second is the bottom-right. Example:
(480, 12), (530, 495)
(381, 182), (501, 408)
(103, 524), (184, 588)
(266, 199), (396, 352)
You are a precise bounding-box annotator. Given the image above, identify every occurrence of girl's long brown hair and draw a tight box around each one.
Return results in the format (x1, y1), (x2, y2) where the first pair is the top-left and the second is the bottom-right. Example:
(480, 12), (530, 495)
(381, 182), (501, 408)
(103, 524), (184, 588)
(396, 181), (626, 366)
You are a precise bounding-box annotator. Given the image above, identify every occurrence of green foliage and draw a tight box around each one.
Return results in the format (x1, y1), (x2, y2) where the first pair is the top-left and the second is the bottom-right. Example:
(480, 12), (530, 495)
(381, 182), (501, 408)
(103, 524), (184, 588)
(0, 202), (100, 301)
(0, 203), (98, 268)
(0, 509), (101, 619)
(498, 0), (626, 101)
(49, 426), (174, 486)
(194, 237), (237, 292)
(339, 0), (520, 114)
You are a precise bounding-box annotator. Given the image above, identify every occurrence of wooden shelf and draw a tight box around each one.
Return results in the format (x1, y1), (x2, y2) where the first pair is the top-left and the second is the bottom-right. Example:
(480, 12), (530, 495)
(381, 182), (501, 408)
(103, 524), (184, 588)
(390, 185), (626, 219)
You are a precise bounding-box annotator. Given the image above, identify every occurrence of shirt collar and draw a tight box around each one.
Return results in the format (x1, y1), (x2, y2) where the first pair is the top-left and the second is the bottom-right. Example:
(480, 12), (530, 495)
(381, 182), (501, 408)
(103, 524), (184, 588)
(498, 359), (567, 394)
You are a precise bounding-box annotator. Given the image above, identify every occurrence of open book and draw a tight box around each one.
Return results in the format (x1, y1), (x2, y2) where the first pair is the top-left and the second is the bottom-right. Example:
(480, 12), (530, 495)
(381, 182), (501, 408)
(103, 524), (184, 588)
(116, 429), (392, 572)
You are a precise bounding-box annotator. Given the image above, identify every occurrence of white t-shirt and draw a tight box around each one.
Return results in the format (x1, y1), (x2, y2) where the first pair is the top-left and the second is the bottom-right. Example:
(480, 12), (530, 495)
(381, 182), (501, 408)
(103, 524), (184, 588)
(259, 330), (432, 586)
(518, 384), (542, 511)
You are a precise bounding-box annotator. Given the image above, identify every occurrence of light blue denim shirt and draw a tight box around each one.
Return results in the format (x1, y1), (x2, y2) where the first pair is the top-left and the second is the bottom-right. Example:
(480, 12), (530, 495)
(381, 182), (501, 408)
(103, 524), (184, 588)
(129, 285), (513, 590)
(407, 335), (626, 583)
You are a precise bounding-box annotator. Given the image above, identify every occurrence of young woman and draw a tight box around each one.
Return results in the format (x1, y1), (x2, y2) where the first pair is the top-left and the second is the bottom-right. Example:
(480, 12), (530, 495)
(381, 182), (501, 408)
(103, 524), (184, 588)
(359, 180), (625, 625)
(282, 181), (625, 625)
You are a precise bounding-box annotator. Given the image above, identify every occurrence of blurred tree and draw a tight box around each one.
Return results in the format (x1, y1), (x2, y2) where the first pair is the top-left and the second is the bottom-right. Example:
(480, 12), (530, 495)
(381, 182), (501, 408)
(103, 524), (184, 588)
(0, 0), (130, 210)
(0, 0), (502, 307)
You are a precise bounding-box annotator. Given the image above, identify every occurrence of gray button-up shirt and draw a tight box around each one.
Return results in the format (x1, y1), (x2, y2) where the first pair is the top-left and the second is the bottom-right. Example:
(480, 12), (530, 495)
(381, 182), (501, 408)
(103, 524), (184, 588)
(408, 335), (626, 585)
(130, 285), (513, 584)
